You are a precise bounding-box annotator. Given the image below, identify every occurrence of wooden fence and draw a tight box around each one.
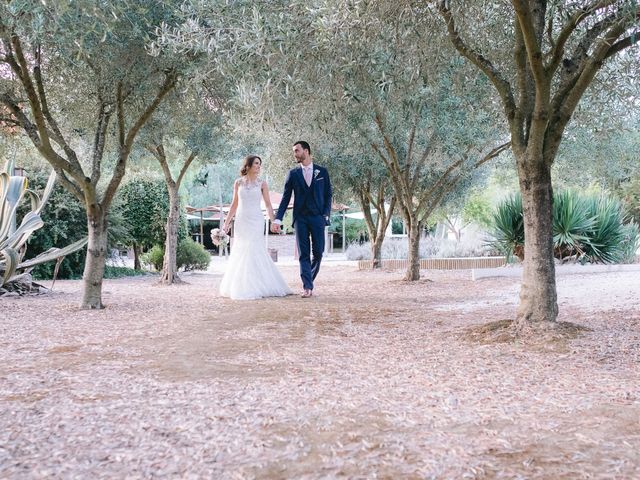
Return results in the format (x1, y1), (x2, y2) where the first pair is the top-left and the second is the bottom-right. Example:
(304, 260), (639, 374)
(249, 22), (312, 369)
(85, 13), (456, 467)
(357, 256), (507, 271)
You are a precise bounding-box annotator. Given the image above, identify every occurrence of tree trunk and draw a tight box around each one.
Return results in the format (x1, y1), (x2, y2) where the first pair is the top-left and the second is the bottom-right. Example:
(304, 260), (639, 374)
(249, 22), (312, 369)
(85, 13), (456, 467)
(364, 220), (385, 270)
(160, 186), (181, 285)
(133, 242), (141, 270)
(371, 236), (384, 269)
(515, 153), (558, 328)
(404, 221), (421, 281)
(81, 209), (108, 309)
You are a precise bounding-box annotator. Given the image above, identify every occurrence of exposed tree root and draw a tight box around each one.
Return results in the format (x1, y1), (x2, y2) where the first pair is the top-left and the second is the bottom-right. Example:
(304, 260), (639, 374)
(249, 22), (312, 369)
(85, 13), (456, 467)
(461, 319), (591, 351)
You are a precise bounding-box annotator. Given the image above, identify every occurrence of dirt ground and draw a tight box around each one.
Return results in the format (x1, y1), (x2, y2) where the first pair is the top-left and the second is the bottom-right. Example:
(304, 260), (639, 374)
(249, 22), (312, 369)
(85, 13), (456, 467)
(1, 265), (639, 479)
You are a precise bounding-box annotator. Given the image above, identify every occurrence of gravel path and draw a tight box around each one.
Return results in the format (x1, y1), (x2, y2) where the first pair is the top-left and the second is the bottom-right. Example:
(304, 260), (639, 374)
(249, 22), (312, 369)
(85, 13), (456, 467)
(1, 266), (639, 479)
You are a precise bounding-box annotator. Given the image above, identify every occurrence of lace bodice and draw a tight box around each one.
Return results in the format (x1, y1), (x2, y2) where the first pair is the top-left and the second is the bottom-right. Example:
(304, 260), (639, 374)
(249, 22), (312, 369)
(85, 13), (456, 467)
(236, 177), (264, 217)
(237, 176), (263, 191)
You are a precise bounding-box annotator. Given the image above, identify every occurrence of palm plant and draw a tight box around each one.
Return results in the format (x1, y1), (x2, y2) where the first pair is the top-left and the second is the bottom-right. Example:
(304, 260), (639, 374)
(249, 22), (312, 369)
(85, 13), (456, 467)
(0, 160), (87, 292)
(582, 195), (629, 264)
(489, 193), (524, 260)
(489, 190), (638, 265)
(552, 190), (595, 261)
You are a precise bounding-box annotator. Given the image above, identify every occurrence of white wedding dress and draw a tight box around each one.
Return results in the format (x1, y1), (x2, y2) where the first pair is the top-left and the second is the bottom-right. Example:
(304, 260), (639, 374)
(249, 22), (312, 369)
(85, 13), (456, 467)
(219, 178), (292, 300)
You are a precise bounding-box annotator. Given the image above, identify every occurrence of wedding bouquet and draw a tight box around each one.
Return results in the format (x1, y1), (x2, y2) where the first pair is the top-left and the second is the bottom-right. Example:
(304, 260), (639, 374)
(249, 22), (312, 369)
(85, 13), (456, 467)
(210, 228), (229, 247)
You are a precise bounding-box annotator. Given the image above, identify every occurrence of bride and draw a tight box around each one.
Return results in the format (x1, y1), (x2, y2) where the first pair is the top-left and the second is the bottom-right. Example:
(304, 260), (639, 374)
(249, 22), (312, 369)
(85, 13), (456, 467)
(219, 155), (292, 300)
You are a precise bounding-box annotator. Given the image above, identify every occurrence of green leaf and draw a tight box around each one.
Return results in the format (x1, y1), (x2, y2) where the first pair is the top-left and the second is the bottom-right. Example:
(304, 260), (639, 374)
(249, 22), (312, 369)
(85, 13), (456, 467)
(0, 247), (19, 288)
(18, 237), (88, 269)
(0, 174), (29, 240)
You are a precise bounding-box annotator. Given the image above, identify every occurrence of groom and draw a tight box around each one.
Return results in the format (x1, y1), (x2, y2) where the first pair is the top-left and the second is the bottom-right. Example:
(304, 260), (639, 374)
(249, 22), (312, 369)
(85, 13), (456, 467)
(272, 141), (332, 298)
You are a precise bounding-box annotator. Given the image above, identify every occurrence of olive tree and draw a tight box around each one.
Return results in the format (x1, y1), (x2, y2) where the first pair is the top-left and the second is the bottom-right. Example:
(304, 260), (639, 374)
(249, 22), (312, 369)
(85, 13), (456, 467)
(0, 1), (182, 308)
(436, 0), (639, 328)
(177, 1), (510, 279)
(140, 89), (227, 284)
(316, 138), (397, 269)
(288, 1), (509, 280)
(118, 178), (169, 270)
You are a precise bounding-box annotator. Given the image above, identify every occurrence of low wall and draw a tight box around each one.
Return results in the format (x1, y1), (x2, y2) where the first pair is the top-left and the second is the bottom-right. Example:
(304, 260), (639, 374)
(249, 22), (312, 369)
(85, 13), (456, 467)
(357, 256), (507, 271)
(472, 262), (640, 280)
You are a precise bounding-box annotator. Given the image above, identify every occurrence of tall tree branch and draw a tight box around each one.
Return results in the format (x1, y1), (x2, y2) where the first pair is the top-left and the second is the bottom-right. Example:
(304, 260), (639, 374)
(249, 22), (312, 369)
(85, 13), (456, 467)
(604, 30), (640, 59)
(117, 82), (126, 149)
(546, 19), (632, 165)
(437, 1), (517, 129)
(32, 43), (81, 171)
(410, 129), (438, 192)
(91, 101), (113, 185)
(514, 16), (533, 135)
(0, 94), (83, 175)
(124, 70), (178, 151)
(51, 166), (84, 202)
(512, 0), (547, 86)
(373, 110), (414, 203)
(102, 71), (178, 209)
(472, 141), (511, 169)
(545, 0), (618, 76)
(415, 157), (464, 215)
(405, 107), (420, 165)
(8, 34), (52, 151)
(177, 150), (198, 187)
(371, 141), (408, 214)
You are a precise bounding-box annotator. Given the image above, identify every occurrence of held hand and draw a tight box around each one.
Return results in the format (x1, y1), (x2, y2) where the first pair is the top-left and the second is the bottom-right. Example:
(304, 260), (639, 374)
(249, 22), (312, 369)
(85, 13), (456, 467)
(271, 223), (281, 234)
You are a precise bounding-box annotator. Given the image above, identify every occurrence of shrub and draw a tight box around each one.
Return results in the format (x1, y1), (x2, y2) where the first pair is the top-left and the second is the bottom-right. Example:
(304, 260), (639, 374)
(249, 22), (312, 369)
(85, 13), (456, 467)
(118, 178), (188, 250)
(489, 193), (524, 260)
(142, 239), (211, 272)
(104, 266), (151, 279)
(19, 168), (88, 279)
(581, 194), (628, 264)
(2, 164), (87, 291)
(552, 190), (594, 260)
(489, 190), (637, 264)
(141, 245), (164, 271)
(345, 242), (372, 261)
(176, 239), (211, 271)
(620, 178), (640, 225)
(345, 236), (495, 261)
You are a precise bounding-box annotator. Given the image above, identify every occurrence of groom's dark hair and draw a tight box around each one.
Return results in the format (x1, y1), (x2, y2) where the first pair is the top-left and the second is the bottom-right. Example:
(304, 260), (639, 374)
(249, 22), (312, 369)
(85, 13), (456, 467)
(294, 140), (311, 154)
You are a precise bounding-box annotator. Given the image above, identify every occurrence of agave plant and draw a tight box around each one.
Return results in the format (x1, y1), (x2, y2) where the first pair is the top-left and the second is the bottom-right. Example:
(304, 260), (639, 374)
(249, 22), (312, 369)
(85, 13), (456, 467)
(581, 195), (629, 264)
(488, 193), (524, 260)
(552, 189), (595, 260)
(0, 160), (87, 291)
(490, 189), (638, 264)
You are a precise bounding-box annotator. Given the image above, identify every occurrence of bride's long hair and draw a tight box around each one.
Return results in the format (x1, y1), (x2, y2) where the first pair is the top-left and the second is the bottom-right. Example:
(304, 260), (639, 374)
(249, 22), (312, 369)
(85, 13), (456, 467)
(240, 155), (262, 176)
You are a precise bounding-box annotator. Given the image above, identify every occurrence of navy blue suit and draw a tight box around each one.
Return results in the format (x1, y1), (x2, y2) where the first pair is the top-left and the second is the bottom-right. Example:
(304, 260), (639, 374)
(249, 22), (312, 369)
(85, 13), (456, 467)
(276, 164), (332, 291)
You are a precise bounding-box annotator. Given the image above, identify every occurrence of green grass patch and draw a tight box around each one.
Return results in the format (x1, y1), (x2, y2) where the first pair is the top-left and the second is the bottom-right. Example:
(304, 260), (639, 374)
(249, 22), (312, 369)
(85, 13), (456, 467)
(104, 266), (153, 278)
